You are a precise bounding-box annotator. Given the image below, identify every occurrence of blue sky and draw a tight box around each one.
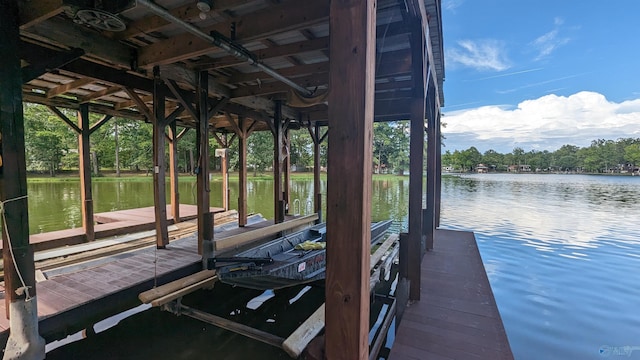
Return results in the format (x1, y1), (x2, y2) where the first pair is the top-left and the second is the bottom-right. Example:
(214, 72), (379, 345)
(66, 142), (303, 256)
(441, 0), (640, 153)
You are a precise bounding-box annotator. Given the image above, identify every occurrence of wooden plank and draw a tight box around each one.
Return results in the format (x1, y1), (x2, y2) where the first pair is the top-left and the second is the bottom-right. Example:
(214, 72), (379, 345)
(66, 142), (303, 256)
(214, 214), (318, 253)
(230, 62), (329, 84)
(325, 0), (376, 358)
(180, 304), (285, 348)
(79, 85), (123, 104)
(139, 269), (216, 304)
(46, 77), (95, 99)
(150, 276), (217, 307)
(282, 304), (326, 358)
(137, 0), (330, 67)
(231, 73), (328, 99)
(389, 230), (514, 360)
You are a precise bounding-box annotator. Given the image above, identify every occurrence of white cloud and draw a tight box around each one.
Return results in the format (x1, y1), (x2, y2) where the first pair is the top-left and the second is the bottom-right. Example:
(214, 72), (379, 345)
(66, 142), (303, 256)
(443, 0), (464, 11)
(443, 91), (640, 152)
(446, 39), (510, 71)
(530, 18), (571, 60)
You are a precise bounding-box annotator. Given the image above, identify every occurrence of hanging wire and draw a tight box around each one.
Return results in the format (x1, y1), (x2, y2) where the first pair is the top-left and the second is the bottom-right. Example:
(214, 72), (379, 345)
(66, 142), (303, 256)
(0, 195), (33, 301)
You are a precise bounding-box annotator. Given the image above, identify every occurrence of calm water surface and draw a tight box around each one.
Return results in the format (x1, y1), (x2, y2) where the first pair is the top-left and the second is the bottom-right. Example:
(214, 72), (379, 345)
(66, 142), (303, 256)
(34, 174), (640, 359)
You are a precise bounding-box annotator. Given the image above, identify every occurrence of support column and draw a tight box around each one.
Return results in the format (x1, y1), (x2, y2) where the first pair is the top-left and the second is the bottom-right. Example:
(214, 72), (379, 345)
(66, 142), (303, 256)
(283, 128), (291, 214)
(220, 147), (229, 211)
(408, 25), (427, 301)
(435, 107), (442, 228)
(238, 118), (248, 227)
(325, 0), (376, 358)
(196, 71), (210, 253)
(309, 122), (325, 222)
(272, 101), (285, 223)
(168, 121), (180, 223)
(78, 104), (95, 242)
(425, 85), (437, 250)
(152, 69), (169, 248)
(0, 1), (45, 357)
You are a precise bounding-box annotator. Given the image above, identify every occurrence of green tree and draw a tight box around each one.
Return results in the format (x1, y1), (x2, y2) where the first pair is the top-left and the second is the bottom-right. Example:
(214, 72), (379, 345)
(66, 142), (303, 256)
(248, 131), (273, 176)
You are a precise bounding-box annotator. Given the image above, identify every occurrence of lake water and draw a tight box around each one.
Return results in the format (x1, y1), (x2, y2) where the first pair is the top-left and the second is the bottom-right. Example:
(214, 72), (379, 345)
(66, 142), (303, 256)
(32, 174), (640, 359)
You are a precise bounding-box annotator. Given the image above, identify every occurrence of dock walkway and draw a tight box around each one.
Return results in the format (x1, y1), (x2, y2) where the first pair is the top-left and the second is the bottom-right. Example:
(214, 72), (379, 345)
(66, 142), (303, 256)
(389, 229), (514, 360)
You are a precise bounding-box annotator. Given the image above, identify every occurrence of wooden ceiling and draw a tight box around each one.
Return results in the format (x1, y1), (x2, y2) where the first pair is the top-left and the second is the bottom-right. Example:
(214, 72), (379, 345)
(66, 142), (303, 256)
(17, 0), (444, 132)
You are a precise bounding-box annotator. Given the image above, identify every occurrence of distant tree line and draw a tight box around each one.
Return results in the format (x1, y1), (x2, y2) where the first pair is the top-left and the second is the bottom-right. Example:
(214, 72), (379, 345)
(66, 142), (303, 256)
(442, 139), (640, 173)
(23, 104), (415, 177)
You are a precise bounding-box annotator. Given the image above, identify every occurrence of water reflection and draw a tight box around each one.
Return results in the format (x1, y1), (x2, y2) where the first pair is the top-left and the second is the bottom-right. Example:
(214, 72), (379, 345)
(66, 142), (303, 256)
(443, 174), (640, 360)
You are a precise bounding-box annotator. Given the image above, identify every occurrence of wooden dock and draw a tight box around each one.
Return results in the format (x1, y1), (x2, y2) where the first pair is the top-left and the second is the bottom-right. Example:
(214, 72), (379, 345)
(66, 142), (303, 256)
(389, 229), (514, 360)
(0, 204), (225, 252)
(0, 213), (309, 349)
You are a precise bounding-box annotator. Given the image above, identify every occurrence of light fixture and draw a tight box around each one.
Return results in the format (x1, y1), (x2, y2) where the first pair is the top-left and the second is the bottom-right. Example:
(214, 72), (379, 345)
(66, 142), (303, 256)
(197, 0), (213, 13)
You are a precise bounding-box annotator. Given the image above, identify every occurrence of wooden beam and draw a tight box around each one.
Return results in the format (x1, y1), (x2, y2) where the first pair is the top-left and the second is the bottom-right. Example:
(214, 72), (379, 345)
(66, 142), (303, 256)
(231, 73), (328, 99)
(80, 86), (123, 104)
(46, 77), (95, 99)
(115, 95), (153, 111)
(424, 81), (437, 251)
(214, 214), (318, 253)
(124, 88), (155, 121)
(200, 37), (329, 70)
(325, 0), (376, 358)
(46, 106), (81, 134)
(165, 79), (198, 121)
(77, 104), (95, 241)
(138, 0), (330, 67)
(152, 73), (169, 248)
(21, 47), (85, 83)
(89, 115), (113, 135)
(115, 0), (254, 40)
(229, 62), (329, 84)
(18, 0), (64, 29)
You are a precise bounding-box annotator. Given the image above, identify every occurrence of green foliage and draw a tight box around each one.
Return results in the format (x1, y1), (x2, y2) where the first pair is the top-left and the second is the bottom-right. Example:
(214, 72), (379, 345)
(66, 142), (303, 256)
(247, 131), (273, 175)
(446, 138), (640, 173)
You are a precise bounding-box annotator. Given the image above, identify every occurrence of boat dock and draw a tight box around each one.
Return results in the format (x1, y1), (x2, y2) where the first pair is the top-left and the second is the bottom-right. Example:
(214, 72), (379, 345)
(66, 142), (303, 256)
(0, 212), (309, 348)
(389, 229), (514, 360)
(0, 205), (225, 252)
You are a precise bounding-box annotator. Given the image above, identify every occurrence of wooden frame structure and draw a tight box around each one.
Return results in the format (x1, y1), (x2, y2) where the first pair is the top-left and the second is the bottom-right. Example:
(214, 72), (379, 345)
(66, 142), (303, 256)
(1, 0), (444, 358)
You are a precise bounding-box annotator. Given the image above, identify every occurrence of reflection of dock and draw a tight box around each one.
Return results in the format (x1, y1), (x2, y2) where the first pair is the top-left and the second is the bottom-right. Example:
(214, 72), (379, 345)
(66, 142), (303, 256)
(389, 229), (514, 360)
(0, 213), (306, 348)
(0, 205), (224, 252)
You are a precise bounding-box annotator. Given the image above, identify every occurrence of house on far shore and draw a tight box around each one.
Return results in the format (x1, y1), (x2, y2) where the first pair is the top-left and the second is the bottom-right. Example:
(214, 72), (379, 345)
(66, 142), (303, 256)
(476, 164), (488, 173)
(507, 164), (531, 172)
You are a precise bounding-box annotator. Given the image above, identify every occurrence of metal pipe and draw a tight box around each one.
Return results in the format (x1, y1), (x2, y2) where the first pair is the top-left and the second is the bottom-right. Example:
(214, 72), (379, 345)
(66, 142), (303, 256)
(136, 0), (314, 97)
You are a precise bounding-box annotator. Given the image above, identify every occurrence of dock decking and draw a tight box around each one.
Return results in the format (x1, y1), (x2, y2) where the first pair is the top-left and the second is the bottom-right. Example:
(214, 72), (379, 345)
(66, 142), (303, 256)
(389, 229), (514, 360)
(0, 213), (274, 348)
(0, 204), (225, 252)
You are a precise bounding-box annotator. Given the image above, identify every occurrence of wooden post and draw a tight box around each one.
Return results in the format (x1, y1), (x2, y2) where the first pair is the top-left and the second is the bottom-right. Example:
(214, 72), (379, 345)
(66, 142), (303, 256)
(310, 122), (325, 221)
(425, 85), (437, 250)
(435, 107), (442, 228)
(408, 22), (427, 301)
(196, 70), (210, 253)
(325, 0), (376, 358)
(273, 101), (284, 223)
(152, 68), (169, 248)
(78, 104), (95, 242)
(238, 118), (248, 227)
(283, 128), (291, 214)
(0, 1), (45, 356)
(168, 121), (180, 222)
(221, 148), (228, 211)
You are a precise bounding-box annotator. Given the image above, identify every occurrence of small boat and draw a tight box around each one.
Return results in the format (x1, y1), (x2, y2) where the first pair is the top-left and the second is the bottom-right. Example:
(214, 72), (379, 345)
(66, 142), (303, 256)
(211, 220), (393, 290)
